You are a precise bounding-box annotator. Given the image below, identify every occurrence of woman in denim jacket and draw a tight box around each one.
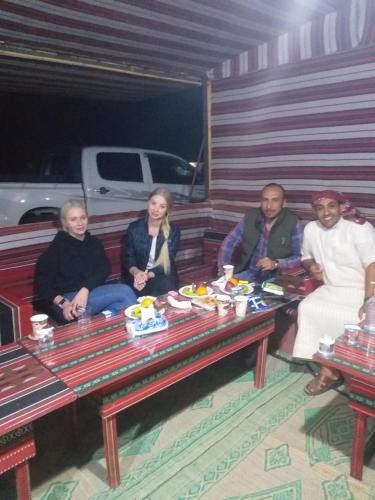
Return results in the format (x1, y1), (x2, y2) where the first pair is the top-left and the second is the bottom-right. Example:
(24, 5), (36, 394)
(124, 187), (181, 296)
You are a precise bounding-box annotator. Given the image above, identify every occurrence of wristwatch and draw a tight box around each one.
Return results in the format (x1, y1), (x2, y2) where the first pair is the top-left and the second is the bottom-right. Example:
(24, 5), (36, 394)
(58, 297), (66, 308)
(273, 260), (279, 270)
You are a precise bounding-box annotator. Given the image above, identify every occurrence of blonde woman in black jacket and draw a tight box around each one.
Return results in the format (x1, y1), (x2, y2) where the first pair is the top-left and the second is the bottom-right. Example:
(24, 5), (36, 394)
(37, 200), (137, 322)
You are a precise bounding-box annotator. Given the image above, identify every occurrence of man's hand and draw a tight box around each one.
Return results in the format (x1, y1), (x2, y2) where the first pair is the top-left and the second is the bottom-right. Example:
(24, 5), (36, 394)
(358, 303), (366, 322)
(309, 263), (323, 281)
(256, 257), (278, 271)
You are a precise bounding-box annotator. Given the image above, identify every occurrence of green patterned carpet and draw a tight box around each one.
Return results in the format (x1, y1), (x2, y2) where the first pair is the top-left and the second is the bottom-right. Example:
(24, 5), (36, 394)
(2, 354), (375, 499)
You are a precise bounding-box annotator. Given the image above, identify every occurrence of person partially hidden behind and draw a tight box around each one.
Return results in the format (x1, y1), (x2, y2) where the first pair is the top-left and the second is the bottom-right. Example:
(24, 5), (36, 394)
(218, 183), (303, 281)
(293, 190), (375, 395)
(36, 200), (137, 322)
(124, 187), (180, 296)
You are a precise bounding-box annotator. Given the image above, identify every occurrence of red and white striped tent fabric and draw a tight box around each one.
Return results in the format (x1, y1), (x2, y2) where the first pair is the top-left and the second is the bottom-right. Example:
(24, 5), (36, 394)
(0, 0), (374, 221)
(0, 0), (350, 101)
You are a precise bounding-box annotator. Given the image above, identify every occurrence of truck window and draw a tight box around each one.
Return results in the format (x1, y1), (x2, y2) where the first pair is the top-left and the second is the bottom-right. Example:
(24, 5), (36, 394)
(148, 154), (199, 185)
(41, 151), (81, 182)
(97, 153), (143, 182)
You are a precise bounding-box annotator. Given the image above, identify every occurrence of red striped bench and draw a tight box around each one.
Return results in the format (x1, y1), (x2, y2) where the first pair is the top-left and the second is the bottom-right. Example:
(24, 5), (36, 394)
(0, 203), (213, 343)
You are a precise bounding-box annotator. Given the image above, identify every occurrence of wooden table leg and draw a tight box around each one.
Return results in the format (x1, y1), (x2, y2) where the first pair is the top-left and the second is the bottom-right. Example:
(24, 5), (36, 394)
(64, 401), (80, 446)
(255, 336), (269, 389)
(351, 411), (367, 480)
(15, 461), (31, 500)
(102, 414), (120, 488)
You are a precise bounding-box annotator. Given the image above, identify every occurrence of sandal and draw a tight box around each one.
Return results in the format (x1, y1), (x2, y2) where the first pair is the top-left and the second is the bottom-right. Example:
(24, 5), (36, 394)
(304, 373), (343, 396)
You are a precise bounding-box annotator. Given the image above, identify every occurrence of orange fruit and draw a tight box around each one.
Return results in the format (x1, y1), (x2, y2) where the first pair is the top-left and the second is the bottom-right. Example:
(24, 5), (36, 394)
(141, 298), (154, 308)
(196, 286), (207, 296)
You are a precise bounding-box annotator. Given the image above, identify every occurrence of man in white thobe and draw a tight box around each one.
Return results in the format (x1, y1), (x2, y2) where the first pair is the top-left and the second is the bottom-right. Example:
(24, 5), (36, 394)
(293, 190), (375, 395)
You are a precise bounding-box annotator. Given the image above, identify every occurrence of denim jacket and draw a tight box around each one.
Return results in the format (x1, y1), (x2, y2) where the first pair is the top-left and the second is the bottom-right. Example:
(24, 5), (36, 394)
(124, 218), (180, 277)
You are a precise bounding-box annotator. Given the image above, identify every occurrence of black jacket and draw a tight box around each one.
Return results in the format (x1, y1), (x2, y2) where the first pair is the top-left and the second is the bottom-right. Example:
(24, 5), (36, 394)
(124, 218), (180, 277)
(36, 231), (111, 303)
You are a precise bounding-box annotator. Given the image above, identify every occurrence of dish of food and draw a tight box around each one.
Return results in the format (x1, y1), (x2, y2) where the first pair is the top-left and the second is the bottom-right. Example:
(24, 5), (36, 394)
(179, 285), (213, 299)
(124, 304), (165, 319)
(191, 295), (218, 311)
(137, 296), (156, 307)
(212, 280), (254, 295)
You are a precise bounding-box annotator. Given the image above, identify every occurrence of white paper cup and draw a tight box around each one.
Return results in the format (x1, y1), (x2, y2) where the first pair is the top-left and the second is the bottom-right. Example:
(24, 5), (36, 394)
(223, 264), (234, 280)
(234, 295), (248, 318)
(30, 314), (48, 336)
(216, 294), (231, 316)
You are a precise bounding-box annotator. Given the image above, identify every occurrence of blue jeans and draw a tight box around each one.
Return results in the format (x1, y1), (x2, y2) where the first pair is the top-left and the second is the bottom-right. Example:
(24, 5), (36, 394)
(51, 283), (137, 322)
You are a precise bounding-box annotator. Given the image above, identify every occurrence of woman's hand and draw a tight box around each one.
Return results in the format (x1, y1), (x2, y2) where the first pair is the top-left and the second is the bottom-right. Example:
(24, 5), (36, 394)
(133, 270), (155, 291)
(133, 270), (148, 291)
(70, 287), (89, 317)
(62, 300), (75, 321)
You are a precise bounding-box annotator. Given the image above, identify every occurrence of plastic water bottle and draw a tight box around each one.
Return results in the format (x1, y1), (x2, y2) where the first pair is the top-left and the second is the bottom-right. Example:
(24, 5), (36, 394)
(364, 294), (375, 333)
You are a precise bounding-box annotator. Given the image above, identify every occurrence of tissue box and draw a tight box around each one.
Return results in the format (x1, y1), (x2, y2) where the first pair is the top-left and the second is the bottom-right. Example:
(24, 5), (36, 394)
(126, 313), (168, 337)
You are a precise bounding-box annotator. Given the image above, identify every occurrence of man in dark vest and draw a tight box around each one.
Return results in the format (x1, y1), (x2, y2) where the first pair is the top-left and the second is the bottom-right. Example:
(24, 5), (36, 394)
(218, 183), (303, 282)
(218, 183), (303, 367)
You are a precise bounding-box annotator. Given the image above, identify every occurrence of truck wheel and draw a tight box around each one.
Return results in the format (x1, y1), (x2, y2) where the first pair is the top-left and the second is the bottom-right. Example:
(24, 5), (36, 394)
(19, 210), (59, 225)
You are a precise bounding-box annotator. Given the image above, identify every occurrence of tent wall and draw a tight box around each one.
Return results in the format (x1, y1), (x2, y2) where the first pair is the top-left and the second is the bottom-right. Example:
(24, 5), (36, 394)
(209, 0), (375, 233)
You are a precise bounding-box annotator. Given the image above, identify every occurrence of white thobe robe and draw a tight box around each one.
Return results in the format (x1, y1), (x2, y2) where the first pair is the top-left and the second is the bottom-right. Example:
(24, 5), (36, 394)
(293, 218), (375, 360)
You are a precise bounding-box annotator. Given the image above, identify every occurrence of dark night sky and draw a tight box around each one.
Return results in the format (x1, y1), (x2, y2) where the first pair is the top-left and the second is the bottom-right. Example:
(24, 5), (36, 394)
(1, 86), (203, 171)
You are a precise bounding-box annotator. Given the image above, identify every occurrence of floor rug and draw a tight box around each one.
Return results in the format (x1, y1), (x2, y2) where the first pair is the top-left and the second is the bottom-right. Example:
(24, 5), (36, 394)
(1, 354), (374, 499)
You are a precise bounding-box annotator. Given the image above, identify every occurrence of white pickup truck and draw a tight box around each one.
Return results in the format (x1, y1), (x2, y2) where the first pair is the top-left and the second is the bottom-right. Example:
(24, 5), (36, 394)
(0, 146), (205, 226)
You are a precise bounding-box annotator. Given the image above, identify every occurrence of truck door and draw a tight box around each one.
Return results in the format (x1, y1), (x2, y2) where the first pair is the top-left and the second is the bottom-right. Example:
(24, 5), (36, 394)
(82, 147), (152, 216)
(145, 153), (205, 203)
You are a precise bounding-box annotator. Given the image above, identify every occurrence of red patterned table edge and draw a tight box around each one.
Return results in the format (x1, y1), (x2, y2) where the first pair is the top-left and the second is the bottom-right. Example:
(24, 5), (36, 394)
(314, 333), (375, 480)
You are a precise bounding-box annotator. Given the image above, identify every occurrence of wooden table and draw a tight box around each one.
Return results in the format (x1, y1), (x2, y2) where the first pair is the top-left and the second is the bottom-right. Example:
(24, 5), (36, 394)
(0, 343), (76, 499)
(314, 331), (375, 480)
(21, 296), (295, 488)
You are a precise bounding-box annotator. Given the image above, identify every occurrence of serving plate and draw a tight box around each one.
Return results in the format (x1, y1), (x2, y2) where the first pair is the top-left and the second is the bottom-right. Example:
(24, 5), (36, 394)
(124, 304), (165, 319)
(191, 295), (218, 311)
(179, 285), (213, 299)
(212, 280), (254, 295)
(137, 295), (156, 304)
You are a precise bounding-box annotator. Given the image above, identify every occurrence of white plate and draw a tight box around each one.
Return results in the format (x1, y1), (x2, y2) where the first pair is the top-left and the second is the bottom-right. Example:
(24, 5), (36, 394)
(137, 295), (156, 304)
(191, 295), (218, 311)
(179, 285), (213, 299)
(212, 280), (254, 296)
(124, 304), (165, 319)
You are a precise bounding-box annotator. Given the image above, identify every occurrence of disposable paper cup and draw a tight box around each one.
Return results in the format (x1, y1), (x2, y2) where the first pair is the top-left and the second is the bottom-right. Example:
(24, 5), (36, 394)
(234, 295), (248, 318)
(30, 314), (48, 336)
(216, 294), (231, 316)
(223, 264), (234, 280)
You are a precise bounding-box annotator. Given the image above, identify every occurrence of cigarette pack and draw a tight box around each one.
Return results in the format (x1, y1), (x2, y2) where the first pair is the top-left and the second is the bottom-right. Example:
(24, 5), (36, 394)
(261, 282), (284, 296)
